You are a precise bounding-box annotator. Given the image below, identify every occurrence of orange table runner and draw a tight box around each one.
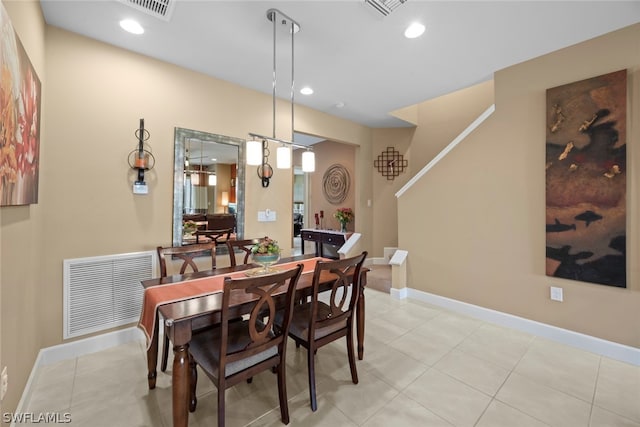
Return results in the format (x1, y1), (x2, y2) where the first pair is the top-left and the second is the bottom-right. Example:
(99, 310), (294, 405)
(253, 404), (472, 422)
(138, 257), (325, 348)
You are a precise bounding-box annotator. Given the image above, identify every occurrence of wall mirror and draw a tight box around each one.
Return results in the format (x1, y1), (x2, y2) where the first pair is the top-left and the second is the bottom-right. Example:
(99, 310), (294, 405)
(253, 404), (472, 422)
(172, 127), (245, 246)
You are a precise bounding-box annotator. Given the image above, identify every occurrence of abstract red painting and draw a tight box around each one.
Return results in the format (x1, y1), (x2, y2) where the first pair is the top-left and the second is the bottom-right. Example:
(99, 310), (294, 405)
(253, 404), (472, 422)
(0, 3), (41, 206)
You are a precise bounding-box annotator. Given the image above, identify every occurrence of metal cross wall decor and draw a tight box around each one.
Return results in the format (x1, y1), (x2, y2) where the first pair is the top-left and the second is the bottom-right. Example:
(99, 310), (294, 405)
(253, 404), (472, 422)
(374, 147), (408, 180)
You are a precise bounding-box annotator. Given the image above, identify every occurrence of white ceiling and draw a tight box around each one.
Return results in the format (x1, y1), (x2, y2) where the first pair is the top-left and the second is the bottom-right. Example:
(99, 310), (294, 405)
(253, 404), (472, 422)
(40, 1), (640, 129)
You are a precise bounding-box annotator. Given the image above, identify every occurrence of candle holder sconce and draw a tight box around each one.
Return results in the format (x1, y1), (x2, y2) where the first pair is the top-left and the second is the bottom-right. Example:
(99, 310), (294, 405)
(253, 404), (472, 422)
(127, 118), (155, 194)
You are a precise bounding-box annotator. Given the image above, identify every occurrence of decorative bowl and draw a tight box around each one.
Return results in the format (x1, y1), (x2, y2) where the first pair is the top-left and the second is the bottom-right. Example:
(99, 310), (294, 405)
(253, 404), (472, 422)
(251, 252), (280, 274)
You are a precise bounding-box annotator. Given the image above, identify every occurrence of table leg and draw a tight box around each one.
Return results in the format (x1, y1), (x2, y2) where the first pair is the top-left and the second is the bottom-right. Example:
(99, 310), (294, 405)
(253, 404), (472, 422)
(172, 344), (190, 427)
(146, 314), (159, 389)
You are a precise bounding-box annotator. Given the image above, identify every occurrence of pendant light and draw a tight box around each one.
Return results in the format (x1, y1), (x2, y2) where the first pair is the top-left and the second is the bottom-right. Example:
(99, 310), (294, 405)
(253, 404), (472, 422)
(247, 8), (315, 181)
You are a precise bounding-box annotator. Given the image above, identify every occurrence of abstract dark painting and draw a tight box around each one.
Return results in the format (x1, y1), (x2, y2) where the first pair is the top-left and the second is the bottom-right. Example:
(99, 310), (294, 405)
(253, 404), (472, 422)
(546, 70), (626, 287)
(0, 2), (41, 206)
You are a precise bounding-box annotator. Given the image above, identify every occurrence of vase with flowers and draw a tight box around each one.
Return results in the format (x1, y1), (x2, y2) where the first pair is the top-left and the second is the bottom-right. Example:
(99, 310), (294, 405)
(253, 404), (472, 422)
(334, 208), (354, 233)
(183, 220), (197, 236)
(250, 236), (281, 273)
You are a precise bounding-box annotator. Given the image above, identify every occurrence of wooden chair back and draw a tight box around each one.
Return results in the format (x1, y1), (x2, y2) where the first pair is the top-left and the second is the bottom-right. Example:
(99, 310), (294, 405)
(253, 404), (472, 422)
(226, 238), (261, 266)
(157, 242), (217, 276)
(187, 265), (303, 426)
(219, 265), (303, 377)
(308, 252), (367, 342)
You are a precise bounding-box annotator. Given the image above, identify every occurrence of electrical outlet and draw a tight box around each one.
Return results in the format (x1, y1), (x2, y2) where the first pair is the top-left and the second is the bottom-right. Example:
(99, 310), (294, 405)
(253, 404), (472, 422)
(1, 366), (8, 401)
(550, 286), (564, 302)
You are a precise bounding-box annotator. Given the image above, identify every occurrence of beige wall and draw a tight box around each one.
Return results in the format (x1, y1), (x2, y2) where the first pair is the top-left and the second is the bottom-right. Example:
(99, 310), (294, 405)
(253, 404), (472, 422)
(307, 141), (356, 231)
(370, 127), (414, 257)
(40, 25), (370, 343)
(369, 81), (495, 258)
(0, 0), (46, 418)
(399, 23), (640, 348)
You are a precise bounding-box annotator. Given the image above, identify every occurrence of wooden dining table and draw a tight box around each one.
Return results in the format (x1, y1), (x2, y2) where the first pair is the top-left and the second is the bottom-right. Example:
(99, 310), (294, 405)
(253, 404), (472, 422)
(139, 254), (368, 427)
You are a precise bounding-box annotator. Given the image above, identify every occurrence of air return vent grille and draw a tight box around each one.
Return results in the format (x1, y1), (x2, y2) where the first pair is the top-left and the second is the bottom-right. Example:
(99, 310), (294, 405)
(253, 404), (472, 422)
(63, 251), (156, 339)
(118, 0), (175, 21)
(365, 0), (408, 17)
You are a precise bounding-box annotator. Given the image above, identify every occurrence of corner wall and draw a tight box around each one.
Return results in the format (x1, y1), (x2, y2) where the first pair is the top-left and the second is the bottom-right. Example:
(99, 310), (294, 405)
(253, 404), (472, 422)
(399, 23), (640, 348)
(0, 0), (46, 419)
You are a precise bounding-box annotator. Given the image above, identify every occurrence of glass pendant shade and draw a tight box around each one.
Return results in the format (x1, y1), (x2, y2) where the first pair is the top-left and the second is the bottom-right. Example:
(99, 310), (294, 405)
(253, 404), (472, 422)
(276, 145), (292, 169)
(302, 150), (315, 172)
(246, 140), (262, 165)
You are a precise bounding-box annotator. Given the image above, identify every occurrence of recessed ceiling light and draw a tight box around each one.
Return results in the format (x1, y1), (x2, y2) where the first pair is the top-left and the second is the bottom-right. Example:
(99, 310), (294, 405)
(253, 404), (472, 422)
(404, 22), (425, 39)
(120, 19), (144, 35)
(300, 86), (314, 95)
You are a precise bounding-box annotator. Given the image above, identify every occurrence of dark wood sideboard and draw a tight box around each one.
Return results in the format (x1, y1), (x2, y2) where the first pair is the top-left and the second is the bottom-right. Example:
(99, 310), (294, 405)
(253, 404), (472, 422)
(300, 228), (352, 259)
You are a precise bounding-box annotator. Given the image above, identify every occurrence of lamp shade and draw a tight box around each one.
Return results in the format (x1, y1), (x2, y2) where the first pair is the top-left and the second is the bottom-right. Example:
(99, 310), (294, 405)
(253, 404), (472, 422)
(221, 191), (229, 206)
(246, 139), (262, 165)
(302, 150), (315, 172)
(208, 174), (217, 186)
(276, 145), (292, 169)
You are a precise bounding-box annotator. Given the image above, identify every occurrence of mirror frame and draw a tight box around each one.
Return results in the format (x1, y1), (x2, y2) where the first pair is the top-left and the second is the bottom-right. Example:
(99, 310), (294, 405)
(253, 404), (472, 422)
(172, 127), (245, 247)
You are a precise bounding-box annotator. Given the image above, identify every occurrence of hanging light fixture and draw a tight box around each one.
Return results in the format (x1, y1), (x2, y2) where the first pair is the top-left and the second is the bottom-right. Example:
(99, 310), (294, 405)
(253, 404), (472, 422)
(277, 145), (292, 169)
(302, 149), (315, 172)
(246, 138), (262, 166)
(247, 8), (315, 184)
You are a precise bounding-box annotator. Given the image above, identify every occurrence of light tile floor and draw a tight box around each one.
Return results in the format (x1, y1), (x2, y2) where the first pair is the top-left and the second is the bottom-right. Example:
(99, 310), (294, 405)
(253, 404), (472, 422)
(24, 289), (640, 426)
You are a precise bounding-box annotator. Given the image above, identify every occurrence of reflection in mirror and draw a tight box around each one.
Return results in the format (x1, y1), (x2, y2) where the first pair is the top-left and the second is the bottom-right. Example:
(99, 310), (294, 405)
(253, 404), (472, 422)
(173, 128), (245, 247)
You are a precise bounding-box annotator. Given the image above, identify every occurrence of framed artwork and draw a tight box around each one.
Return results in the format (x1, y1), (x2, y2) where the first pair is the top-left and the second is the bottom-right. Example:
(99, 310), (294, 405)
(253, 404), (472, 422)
(545, 69), (626, 287)
(0, 3), (42, 206)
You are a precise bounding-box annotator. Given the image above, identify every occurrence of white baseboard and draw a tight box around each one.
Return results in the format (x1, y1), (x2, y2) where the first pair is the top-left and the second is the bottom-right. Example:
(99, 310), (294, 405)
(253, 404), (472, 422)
(371, 257), (388, 265)
(391, 287), (639, 366)
(14, 327), (147, 422)
(39, 327), (145, 366)
(390, 287), (408, 299)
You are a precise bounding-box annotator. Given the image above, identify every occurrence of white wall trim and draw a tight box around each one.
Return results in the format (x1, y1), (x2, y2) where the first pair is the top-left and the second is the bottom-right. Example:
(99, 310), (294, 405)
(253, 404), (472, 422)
(395, 104), (495, 198)
(395, 287), (639, 366)
(14, 327), (147, 422)
(39, 327), (145, 366)
(390, 286), (408, 299)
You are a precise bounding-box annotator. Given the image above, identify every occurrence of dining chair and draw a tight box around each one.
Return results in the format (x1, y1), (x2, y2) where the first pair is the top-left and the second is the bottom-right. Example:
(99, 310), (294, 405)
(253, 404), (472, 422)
(226, 238), (261, 266)
(187, 265), (304, 427)
(277, 251), (367, 411)
(156, 241), (217, 372)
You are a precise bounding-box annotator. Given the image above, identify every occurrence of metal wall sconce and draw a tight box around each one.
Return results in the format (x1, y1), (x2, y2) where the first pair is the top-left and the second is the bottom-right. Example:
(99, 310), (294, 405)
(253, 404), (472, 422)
(127, 118), (155, 194)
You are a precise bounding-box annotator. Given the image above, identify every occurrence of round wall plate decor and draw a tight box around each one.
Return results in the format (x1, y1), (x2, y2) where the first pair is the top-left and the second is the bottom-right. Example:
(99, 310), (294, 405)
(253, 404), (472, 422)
(322, 164), (350, 204)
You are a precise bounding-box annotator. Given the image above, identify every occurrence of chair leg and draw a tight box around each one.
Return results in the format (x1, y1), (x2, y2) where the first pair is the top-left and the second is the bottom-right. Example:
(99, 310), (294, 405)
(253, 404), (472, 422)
(277, 362), (290, 424)
(188, 354), (198, 412)
(217, 383), (225, 427)
(346, 328), (358, 385)
(307, 345), (318, 412)
(161, 334), (169, 372)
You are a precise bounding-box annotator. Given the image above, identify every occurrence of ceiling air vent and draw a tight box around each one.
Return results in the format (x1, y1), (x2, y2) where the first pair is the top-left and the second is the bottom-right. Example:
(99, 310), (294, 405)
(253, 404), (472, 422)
(365, 0), (408, 17)
(119, 0), (175, 22)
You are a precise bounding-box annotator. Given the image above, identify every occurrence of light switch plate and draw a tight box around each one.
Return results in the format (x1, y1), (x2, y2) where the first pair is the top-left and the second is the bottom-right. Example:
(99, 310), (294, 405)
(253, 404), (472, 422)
(550, 286), (563, 302)
(258, 210), (277, 222)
